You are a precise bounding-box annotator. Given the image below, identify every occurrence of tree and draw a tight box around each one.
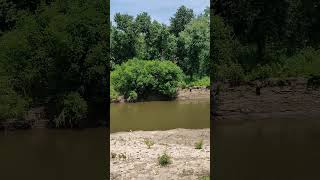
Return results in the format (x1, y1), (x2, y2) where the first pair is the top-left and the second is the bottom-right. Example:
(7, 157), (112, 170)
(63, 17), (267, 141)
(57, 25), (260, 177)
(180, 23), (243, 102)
(135, 12), (151, 34)
(0, 0), (108, 125)
(0, 0), (17, 33)
(170, 5), (194, 37)
(111, 13), (137, 64)
(216, 0), (290, 63)
(178, 14), (209, 78)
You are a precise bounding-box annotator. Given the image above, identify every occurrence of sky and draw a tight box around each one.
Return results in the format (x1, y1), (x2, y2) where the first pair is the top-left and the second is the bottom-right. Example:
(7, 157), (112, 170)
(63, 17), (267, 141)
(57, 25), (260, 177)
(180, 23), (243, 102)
(110, 0), (209, 25)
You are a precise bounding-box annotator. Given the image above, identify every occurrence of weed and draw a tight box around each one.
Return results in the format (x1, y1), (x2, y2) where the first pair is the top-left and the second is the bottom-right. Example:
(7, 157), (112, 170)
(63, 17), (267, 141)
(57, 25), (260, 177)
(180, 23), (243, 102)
(118, 153), (127, 159)
(111, 152), (117, 159)
(144, 138), (155, 149)
(199, 176), (210, 180)
(158, 152), (171, 166)
(195, 139), (203, 149)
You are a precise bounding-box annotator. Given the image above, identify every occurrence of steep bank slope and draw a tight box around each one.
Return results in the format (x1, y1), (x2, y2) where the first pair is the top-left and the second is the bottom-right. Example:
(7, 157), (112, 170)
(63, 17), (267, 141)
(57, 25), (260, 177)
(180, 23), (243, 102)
(213, 78), (320, 122)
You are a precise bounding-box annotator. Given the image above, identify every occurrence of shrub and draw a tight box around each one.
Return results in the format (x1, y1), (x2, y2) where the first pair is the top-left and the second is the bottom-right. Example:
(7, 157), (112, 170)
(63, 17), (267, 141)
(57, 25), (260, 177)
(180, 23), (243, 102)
(0, 76), (28, 122)
(189, 76), (210, 87)
(144, 138), (155, 149)
(158, 152), (171, 166)
(215, 63), (245, 85)
(111, 152), (117, 159)
(111, 59), (184, 100)
(127, 91), (138, 102)
(281, 48), (320, 77)
(110, 83), (119, 102)
(55, 92), (87, 128)
(246, 48), (320, 80)
(248, 64), (274, 80)
(195, 139), (203, 149)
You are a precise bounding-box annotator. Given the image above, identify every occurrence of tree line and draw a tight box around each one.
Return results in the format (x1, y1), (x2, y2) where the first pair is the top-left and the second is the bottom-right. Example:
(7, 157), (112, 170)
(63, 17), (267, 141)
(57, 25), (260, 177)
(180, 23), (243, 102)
(111, 6), (210, 79)
(211, 0), (320, 83)
(0, 0), (109, 128)
(110, 6), (210, 102)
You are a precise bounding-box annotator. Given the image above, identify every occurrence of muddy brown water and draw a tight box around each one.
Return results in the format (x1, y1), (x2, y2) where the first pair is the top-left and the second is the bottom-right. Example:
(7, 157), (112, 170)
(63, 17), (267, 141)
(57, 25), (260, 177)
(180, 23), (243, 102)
(0, 128), (107, 180)
(111, 99), (210, 133)
(214, 117), (320, 180)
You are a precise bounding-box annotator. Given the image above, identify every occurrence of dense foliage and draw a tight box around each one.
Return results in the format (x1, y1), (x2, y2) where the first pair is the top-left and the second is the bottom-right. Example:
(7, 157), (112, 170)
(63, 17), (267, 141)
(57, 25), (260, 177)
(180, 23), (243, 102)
(111, 6), (210, 100)
(54, 92), (88, 128)
(0, 0), (108, 127)
(111, 59), (184, 101)
(111, 6), (210, 78)
(212, 0), (320, 82)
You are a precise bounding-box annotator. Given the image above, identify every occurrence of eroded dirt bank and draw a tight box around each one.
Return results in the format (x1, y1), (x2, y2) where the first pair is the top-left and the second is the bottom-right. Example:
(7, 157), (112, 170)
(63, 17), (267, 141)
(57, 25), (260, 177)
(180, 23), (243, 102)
(177, 87), (209, 100)
(112, 87), (210, 103)
(213, 78), (320, 122)
(110, 128), (210, 180)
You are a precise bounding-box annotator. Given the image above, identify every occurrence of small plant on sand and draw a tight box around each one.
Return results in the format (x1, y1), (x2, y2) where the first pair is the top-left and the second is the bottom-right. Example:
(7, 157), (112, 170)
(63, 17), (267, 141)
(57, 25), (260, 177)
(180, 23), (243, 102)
(118, 153), (127, 159)
(199, 176), (210, 180)
(144, 138), (155, 149)
(158, 152), (171, 166)
(195, 139), (204, 149)
(111, 152), (117, 159)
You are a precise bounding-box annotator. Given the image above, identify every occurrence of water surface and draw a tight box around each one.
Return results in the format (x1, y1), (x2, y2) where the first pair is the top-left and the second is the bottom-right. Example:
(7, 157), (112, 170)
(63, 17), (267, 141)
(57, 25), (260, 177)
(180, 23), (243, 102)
(0, 128), (106, 180)
(214, 118), (320, 180)
(111, 99), (210, 133)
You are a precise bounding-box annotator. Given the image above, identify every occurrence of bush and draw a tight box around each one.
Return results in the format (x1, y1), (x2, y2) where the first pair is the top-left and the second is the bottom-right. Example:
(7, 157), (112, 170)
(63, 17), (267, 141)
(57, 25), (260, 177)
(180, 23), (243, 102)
(158, 152), (171, 166)
(189, 76), (210, 87)
(127, 91), (138, 102)
(110, 83), (119, 102)
(55, 92), (88, 128)
(281, 48), (320, 77)
(0, 74), (28, 122)
(247, 64), (275, 80)
(111, 59), (184, 100)
(215, 63), (245, 85)
(246, 48), (320, 80)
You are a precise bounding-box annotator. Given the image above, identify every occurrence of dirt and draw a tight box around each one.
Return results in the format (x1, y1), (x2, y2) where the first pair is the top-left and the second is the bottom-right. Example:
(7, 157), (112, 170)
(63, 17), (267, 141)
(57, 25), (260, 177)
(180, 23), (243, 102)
(110, 128), (210, 180)
(112, 87), (210, 103)
(212, 78), (320, 122)
(177, 87), (209, 100)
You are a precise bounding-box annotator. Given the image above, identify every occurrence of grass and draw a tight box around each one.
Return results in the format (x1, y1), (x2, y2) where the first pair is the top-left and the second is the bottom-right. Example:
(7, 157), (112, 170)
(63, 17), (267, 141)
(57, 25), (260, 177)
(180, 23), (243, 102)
(186, 76), (210, 88)
(158, 152), (171, 166)
(144, 138), (155, 149)
(199, 176), (210, 180)
(111, 152), (117, 159)
(195, 139), (204, 149)
(190, 76), (210, 87)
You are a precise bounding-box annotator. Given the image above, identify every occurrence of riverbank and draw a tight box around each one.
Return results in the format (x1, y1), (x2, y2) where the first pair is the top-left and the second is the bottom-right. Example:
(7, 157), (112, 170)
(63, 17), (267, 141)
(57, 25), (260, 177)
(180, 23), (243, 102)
(110, 128), (210, 180)
(214, 78), (320, 122)
(111, 87), (210, 103)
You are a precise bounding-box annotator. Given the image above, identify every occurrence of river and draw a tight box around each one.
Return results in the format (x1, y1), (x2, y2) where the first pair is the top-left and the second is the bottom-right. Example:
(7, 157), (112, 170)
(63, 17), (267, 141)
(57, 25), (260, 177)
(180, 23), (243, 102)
(214, 118), (320, 180)
(110, 99), (210, 133)
(0, 128), (107, 180)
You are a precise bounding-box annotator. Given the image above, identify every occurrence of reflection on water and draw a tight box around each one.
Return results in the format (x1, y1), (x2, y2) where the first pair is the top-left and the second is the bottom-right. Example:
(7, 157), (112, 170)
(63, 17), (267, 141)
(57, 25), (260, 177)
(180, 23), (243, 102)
(214, 118), (320, 180)
(0, 128), (106, 180)
(111, 99), (210, 133)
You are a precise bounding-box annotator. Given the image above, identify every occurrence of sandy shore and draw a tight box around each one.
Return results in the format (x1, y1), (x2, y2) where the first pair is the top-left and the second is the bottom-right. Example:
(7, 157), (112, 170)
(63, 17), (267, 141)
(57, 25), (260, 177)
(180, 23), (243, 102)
(110, 128), (210, 180)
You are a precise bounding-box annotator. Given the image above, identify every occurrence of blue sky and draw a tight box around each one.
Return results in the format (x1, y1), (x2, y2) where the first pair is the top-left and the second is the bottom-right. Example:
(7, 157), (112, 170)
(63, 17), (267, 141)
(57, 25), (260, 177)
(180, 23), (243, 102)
(110, 0), (209, 25)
